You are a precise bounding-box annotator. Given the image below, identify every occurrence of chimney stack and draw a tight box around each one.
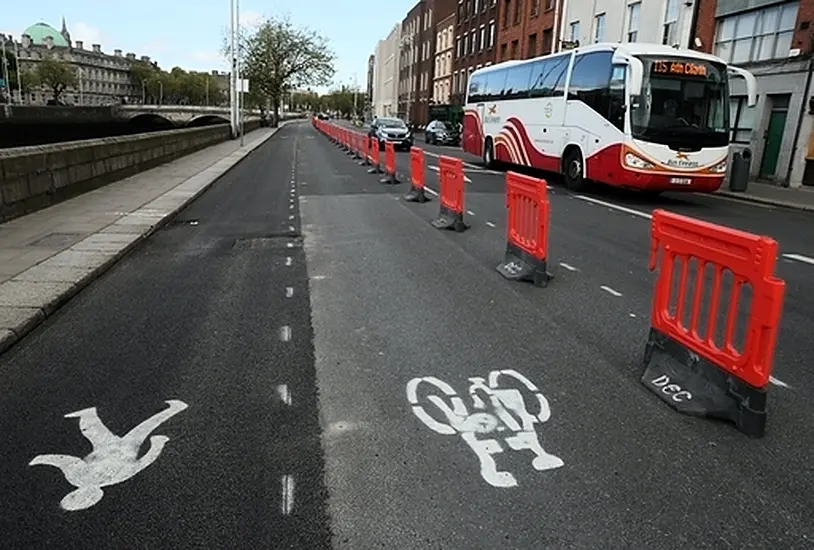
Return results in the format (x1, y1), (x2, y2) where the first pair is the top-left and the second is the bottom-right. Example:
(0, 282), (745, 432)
(92, 43), (101, 53)
(75, 40), (83, 49)
(114, 49), (122, 56)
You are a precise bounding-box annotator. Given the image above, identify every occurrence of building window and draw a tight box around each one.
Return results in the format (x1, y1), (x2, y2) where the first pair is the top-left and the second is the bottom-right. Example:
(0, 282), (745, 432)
(527, 33), (537, 58)
(714, 2), (798, 64)
(662, 0), (678, 45)
(627, 3), (640, 42)
(514, 0), (523, 25)
(457, 36), (462, 57)
(488, 20), (496, 48)
(471, 30), (477, 53)
(570, 21), (581, 43)
(595, 14), (606, 42)
(511, 39), (519, 59)
(500, 42), (508, 60)
(474, 0), (480, 12)
(531, 0), (540, 17)
(503, 0), (511, 29)
(546, 0), (553, 8)
(729, 96), (755, 143)
(542, 28), (553, 53)
(479, 25), (486, 50)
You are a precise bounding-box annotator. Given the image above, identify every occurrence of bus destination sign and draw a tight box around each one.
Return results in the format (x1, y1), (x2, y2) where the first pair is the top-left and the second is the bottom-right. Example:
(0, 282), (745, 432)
(652, 60), (708, 77)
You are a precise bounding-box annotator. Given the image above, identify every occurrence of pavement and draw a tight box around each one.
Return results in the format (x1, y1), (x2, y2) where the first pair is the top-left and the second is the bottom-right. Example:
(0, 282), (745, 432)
(0, 119), (813, 548)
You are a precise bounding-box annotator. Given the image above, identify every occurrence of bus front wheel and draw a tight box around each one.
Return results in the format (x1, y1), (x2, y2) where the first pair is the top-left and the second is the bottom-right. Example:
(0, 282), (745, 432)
(563, 149), (586, 191)
(483, 139), (496, 169)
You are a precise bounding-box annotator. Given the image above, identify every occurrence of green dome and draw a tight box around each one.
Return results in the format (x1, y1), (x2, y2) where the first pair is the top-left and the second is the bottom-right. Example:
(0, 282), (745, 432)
(23, 22), (70, 47)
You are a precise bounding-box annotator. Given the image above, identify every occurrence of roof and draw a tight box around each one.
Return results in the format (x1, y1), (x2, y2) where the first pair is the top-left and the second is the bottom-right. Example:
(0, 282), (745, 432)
(23, 22), (69, 48)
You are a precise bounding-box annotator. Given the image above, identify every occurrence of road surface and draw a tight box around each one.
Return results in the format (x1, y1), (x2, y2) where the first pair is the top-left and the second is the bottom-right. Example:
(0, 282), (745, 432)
(1, 120), (812, 549)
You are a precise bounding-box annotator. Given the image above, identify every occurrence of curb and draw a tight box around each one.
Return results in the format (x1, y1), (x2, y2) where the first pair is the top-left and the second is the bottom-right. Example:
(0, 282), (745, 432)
(0, 121), (297, 356)
(715, 190), (814, 212)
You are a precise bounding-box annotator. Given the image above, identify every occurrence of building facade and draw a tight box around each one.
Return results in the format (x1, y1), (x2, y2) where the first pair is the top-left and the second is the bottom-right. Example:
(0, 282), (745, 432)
(434, 12), (457, 104)
(399, 1), (433, 125)
(373, 24), (401, 118)
(496, 0), (563, 63)
(451, 0), (499, 104)
(694, 0), (812, 187)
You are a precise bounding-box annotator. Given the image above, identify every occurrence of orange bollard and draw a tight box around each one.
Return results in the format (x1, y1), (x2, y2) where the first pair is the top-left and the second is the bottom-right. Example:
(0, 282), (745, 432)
(367, 138), (381, 174)
(431, 155), (468, 232)
(405, 147), (429, 203)
(379, 141), (399, 185)
(359, 136), (371, 166)
(641, 210), (786, 437)
(496, 171), (551, 287)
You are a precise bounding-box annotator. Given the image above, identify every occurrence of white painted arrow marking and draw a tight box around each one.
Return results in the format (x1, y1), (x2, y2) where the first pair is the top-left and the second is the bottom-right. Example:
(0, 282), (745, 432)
(30, 400), (188, 511)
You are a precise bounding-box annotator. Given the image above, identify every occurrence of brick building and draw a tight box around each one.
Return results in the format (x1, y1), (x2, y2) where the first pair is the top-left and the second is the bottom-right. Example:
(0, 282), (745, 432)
(451, 0), (499, 105)
(495, 0), (563, 63)
(398, 2), (429, 124)
(692, 0), (814, 187)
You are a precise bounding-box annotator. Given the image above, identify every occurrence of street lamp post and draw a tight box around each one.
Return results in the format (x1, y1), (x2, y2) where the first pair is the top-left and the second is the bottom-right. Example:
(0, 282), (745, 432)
(159, 81), (163, 105)
(142, 79), (146, 104)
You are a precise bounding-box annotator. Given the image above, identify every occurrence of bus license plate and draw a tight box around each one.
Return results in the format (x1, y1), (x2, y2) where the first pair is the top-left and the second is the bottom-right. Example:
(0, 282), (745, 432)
(670, 177), (692, 185)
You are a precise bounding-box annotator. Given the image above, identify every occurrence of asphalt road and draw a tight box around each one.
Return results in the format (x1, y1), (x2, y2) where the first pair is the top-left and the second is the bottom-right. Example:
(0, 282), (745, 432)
(0, 122), (331, 549)
(1, 119), (813, 548)
(313, 121), (814, 548)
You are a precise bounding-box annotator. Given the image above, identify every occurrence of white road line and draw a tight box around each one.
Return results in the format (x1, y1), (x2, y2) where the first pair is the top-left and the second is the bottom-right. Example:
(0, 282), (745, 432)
(428, 165), (473, 183)
(574, 195), (652, 220)
(782, 253), (814, 265)
(769, 376), (792, 388)
(559, 262), (578, 272)
(286, 286), (294, 298)
(277, 384), (292, 405)
(285, 256), (293, 266)
(486, 221), (496, 228)
(422, 150), (502, 174)
(629, 313), (637, 318)
(281, 474), (295, 515)
(424, 187), (439, 196)
(600, 285), (623, 297)
(466, 210), (475, 216)
(280, 325), (292, 342)
(289, 225), (296, 232)
(286, 242), (294, 248)
(289, 214), (295, 220)
(289, 204), (294, 210)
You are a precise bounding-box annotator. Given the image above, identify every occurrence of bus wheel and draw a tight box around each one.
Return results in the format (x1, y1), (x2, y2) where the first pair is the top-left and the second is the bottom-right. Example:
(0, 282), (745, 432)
(483, 139), (496, 169)
(564, 149), (586, 191)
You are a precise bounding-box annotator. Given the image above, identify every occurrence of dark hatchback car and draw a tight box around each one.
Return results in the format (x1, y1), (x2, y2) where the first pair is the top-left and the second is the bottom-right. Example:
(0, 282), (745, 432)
(424, 120), (459, 146)
(368, 117), (413, 151)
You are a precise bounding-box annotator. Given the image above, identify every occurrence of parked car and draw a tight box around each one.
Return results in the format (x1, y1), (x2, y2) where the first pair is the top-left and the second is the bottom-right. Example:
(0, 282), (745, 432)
(368, 117), (413, 151)
(424, 120), (459, 146)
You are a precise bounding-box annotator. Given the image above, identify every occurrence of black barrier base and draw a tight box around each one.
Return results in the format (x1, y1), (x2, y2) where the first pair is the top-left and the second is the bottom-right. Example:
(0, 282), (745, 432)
(358, 158), (369, 166)
(379, 172), (399, 185)
(431, 205), (468, 232)
(496, 242), (552, 287)
(404, 185), (430, 203)
(641, 328), (767, 438)
(367, 165), (381, 174)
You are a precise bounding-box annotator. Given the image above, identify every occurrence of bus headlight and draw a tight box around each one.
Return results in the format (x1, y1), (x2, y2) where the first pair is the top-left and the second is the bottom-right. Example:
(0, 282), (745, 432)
(712, 160), (728, 173)
(625, 152), (654, 170)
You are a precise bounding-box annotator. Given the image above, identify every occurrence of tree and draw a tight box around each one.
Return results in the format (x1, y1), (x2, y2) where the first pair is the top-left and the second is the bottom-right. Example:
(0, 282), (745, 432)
(34, 56), (77, 103)
(231, 15), (335, 126)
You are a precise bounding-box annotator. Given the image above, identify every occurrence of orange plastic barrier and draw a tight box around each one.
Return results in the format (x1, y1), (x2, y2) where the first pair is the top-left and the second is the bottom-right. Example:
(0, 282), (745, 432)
(379, 141), (399, 184)
(360, 136), (371, 166)
(405, 147), (429, 203)
(367, 138), (381, 174)
(431, 155), (467, 232)
(641, 209), (785, 437)
(496, 171), (551, 287)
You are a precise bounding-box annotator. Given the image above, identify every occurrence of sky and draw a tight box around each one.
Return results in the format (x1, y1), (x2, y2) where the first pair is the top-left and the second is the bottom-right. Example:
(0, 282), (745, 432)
(3, 0), (415, 93)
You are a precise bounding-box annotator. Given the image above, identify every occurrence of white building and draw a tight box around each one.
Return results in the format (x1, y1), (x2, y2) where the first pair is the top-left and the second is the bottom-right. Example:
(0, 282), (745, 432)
(560, 0), (696, 49)
(373, 24), (401, 118)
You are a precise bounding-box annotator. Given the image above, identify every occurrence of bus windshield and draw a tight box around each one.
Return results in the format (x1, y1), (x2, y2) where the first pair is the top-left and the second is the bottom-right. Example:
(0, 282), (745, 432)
(631, 56), (729, 148)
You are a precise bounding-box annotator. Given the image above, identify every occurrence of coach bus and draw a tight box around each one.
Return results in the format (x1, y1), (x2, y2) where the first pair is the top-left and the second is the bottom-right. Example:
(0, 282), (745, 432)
(462, 43), (757, 194)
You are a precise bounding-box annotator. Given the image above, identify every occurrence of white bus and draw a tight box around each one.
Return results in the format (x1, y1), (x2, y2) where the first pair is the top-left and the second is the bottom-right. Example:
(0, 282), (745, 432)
(462, 43), (757, 194)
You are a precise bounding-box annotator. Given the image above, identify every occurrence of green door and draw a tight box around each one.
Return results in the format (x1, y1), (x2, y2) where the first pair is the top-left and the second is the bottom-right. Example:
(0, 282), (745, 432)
(760, 110), (787, 178)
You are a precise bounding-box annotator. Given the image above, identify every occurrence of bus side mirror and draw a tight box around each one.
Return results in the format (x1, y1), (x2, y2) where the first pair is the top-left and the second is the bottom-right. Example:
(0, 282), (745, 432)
(627, 57), (644, 96)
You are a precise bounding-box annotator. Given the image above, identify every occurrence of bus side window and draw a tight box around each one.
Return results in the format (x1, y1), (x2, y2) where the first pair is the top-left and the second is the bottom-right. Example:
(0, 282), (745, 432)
(505, 65), (533, 100)
(568, 51), (614, 121)
(469, 74), (485, 103)
(609, 65), (626, 132)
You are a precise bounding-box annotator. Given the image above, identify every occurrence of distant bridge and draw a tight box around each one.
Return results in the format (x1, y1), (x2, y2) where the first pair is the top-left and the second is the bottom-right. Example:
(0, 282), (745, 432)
(113, 105), (267, 127)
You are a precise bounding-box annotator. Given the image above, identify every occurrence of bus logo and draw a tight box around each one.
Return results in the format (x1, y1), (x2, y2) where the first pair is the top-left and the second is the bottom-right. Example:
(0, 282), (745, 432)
(675, 152), (689, 160)
(488, 105), (497, 115)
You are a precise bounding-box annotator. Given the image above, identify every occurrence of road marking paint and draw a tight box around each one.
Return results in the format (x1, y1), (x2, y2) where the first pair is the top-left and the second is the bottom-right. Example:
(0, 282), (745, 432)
(277, 384), (292, 405)
(289, 214), (295, 220)
(289, 225), (296, 232)
(285, 256), (293, 266)
(559, 262), (578, 272)
(486, 221), (496, 228)
(600, 285), (623, 297)
(422, 150), (502, 174)
(782, 253), (814, 265)
(286, 242), (294, 248)
(466, 210), (475, 216)
(574, 196), (652, 220)
(286, 286), (294, 298)
(428, 165), (473, 183)
(424, 187), (439, 196)
(280, 325), (292, 342)
(29, 400), (188, 511)
(629, 313), (637, 318)
(281, 474), (295, 515)
(406, 370), (563, 488)
(770, 376), (792, 388)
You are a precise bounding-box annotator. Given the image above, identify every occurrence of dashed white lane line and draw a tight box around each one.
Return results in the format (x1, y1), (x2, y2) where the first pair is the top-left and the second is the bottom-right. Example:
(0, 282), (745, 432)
(559, 262), (579, 272)
(289, 214), (295, 220)
(424, 187), (439, 196)
(770, 376), (792, 388)
(466, 209), (475, 216)
(277, 384), (292, 405)
(285, 256), (293, 266)
(289, 204), (294, 210)
(428, 165), (473, 183)
(600, 285), (623, 297)
(289, 225), (296, 232)
(286, 286), (294, 298)
(280, 325), (292, 342)
(575, 195), (652, 220)
(486, 221), (496, 228)
(422, 150), (502, 174)
(782, 253), (814, 265)
(281, 474), (295, 515)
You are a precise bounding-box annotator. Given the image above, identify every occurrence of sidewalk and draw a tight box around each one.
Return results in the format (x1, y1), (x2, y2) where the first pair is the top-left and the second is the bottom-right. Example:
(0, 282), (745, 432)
(0, 122), (295, 354)
(715, 181), (814, 212)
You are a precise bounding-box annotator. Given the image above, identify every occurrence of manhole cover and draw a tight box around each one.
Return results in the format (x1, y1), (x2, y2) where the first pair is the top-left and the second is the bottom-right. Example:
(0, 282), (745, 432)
(28, 232), (84, 248)
(233, 235), (303, 250)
